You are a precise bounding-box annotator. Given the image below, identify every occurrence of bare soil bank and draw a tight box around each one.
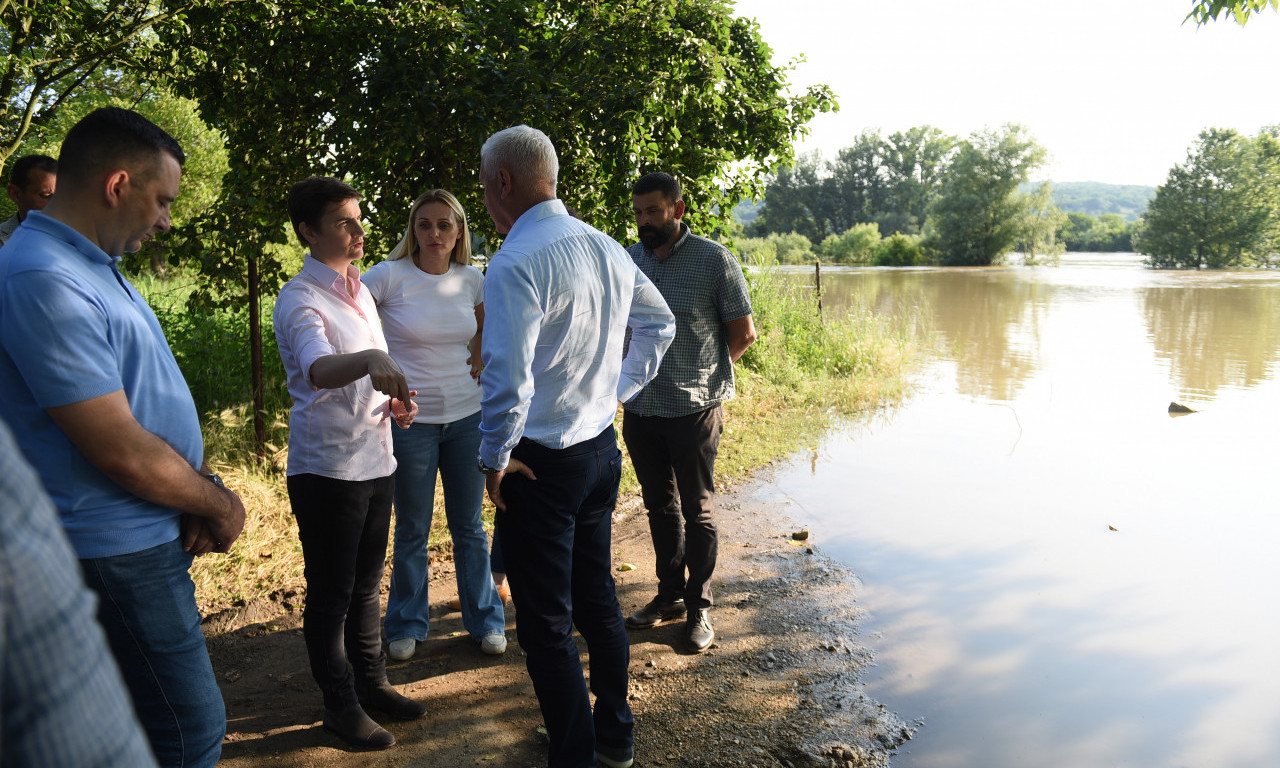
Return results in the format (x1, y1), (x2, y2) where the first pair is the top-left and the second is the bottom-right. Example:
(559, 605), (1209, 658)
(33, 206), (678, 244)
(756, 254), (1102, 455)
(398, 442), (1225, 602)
(204, 476), (915, 768)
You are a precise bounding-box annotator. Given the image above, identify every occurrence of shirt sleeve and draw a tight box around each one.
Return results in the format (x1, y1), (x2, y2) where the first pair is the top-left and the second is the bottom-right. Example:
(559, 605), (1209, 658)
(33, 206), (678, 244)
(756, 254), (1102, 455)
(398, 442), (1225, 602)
(716, 248), (753, 323)
(0, 269), (124, 408)
(617, 266), (676, 405)
(0, 426), (159, 768)
(274, 286), (337, 390)
(477, 256), (540, 470)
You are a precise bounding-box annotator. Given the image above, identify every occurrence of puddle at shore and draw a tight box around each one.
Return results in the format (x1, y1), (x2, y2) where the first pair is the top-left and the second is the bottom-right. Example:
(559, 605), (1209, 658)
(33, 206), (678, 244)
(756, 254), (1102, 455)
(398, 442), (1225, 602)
(753, 256), (1280, 767)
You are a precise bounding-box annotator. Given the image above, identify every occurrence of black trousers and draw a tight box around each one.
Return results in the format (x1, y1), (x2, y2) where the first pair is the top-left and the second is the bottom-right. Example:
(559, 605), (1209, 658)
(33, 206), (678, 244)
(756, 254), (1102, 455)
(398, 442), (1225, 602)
(287, 472), (394, 710)
(497, 427), (634, 768)
(621, 405), (722, 610)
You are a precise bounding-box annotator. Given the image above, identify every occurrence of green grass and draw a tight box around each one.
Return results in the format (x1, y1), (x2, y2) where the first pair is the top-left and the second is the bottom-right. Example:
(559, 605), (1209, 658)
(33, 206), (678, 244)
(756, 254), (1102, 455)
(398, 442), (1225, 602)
(138, 263), (926, 616)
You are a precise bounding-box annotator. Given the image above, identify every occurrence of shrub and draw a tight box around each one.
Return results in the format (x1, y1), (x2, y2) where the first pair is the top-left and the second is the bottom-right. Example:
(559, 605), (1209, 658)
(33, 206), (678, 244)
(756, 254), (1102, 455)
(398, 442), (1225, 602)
(820, 223), (882, 264)
(873, 233), (924, 266)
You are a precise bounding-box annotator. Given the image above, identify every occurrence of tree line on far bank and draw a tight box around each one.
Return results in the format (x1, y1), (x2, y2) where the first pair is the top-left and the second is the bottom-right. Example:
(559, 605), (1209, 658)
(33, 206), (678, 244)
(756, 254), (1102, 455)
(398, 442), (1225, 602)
(738, 123), (1280, 270)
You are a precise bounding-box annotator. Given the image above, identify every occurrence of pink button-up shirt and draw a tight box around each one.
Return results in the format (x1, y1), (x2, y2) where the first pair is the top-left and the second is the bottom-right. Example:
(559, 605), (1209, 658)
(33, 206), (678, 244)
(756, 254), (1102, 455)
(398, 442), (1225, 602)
(274, 254), (396, 481)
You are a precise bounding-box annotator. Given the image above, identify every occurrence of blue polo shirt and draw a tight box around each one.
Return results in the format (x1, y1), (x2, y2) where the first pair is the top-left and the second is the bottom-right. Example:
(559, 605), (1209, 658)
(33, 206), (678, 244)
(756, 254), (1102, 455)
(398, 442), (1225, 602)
(0, 211), (203, 558)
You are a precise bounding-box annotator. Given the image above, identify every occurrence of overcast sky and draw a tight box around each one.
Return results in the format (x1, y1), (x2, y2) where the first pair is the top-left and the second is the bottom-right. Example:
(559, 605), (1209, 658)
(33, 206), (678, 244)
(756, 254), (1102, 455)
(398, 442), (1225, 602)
(730, 0), (1280, 187)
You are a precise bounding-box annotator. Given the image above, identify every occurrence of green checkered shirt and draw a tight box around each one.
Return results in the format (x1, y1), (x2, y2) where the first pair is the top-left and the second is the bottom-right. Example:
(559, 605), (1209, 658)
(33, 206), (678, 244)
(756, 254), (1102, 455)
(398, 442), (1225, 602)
(624, 225), (751, 417)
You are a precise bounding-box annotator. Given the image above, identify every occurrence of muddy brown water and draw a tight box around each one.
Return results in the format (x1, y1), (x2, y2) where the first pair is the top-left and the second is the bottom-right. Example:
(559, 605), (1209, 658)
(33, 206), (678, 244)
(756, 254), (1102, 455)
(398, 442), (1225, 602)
(761, 253), (1280, 768)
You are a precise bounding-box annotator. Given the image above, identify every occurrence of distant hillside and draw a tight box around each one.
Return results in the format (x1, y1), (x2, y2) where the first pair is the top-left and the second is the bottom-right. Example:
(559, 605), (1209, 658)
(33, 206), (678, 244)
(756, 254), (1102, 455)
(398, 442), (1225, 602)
(1046, 182), (1155, 222)
(733, 198), (763, 225)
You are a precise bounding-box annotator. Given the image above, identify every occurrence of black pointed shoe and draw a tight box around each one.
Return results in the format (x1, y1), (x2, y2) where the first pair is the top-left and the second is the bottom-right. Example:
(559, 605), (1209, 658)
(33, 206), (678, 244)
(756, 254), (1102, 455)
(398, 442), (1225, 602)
(625, 596), (687, 629)
(684, 608), (714, 653)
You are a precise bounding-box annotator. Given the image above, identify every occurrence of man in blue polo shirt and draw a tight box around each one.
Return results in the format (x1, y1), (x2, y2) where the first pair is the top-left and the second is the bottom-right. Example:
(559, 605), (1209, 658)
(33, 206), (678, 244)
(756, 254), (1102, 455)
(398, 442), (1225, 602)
(0, 107), (245, 768)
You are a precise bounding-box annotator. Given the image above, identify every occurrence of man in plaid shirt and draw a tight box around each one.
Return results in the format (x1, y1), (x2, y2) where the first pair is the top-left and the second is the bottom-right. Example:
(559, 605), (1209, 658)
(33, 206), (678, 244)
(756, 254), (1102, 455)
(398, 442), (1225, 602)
(622, 172), (757, 653)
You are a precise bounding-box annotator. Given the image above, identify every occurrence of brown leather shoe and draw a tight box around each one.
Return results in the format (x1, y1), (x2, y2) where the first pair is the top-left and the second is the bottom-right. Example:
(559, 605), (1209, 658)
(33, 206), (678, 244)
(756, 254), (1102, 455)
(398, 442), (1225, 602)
(322, 705), (395, 750)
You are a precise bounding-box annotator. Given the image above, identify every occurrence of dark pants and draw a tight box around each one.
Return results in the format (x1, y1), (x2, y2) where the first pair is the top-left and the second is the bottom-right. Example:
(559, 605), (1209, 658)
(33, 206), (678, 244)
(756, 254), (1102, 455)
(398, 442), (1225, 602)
(621, 405), (723, 610)
(81, 539), (226, 768)
(287, 473), (394, 710)
(497, 427), (634, 768)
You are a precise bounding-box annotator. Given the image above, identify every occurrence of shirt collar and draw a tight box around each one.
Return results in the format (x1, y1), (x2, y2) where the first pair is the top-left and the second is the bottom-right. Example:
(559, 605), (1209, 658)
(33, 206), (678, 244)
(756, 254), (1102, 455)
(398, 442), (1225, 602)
(23, 210), (119, 267)
(506, 198), (568, 242)
(301, 253), (364, 296)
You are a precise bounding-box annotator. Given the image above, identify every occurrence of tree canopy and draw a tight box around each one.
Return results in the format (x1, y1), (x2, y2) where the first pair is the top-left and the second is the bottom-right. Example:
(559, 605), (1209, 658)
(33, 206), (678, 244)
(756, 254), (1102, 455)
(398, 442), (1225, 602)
(1135, 128), (1280, 269)
(1186, 0), (1279, 25)
(0, 1), (226, 170)
(922, 124), (1054, 266)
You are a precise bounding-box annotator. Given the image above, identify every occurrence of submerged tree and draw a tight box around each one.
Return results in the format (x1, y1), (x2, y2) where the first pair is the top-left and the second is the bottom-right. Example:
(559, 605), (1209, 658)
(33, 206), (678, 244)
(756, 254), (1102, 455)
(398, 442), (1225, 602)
(923, 124), (1056, 266)
(1135, 128), (1278, 269)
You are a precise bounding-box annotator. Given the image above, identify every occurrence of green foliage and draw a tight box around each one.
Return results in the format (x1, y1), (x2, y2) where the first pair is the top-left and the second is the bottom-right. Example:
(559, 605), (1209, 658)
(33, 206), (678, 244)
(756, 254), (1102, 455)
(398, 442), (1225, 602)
(873, 233), (924, 266)
(0, 1), (217, 169)
(138, 275), (291, 465)
(163, 0), (835, 309)
(1013, 181), (1067, 265)
(750, 126), (956, 244)
(736, 232), (814, 264)
(1048, 182), (1155, 222)
(1186, 0), (1279, 25)
(738, 256), (916, 387)
(1059, 212), (1135, 251)
(819, 222), (881, 264)
(1135, 128), (1280, 269)
(923, 124), (1058, 266)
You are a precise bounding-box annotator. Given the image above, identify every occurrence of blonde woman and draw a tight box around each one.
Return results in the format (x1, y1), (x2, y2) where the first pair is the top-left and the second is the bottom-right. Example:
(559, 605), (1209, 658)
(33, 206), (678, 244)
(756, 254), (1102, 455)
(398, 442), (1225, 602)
(363, 189), (506, 660)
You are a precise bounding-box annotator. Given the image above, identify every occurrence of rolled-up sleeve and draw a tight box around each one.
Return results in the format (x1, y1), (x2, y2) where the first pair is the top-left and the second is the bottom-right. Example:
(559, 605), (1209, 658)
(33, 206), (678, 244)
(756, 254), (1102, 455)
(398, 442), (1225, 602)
(275, 294), (337, 391)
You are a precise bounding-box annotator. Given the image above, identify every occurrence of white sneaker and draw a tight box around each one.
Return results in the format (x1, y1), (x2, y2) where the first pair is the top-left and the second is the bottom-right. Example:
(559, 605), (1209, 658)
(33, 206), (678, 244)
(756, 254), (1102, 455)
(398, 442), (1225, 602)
(388, 638), (416, 661)
(479, 633), (507, 655)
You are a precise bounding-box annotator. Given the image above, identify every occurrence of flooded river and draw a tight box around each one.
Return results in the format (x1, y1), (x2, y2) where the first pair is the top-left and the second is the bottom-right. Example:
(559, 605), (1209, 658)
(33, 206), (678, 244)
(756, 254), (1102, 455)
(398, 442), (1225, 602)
(758, 253), (1280, 768)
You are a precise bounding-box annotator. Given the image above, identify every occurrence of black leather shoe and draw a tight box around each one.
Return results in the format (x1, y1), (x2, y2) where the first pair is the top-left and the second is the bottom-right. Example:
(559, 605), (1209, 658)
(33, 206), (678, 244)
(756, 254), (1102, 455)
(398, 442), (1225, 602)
(625, 596), (687, 629)
(684, 609), (714, 652)
(358, 682), (427, 721)
(322, 705), (395, 750)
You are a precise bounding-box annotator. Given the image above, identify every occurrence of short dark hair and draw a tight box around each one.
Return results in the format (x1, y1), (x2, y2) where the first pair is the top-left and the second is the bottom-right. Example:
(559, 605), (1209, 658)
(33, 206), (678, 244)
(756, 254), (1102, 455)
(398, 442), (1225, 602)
(8, 154), (57, 188)
(57, 107), (184, 186)
(633, 172), (682, 204)
(287, 176), (360, 245)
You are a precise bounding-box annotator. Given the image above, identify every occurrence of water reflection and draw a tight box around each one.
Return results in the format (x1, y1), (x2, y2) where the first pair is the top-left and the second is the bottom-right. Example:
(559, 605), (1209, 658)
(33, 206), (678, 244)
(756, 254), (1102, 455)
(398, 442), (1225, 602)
(1142, 280), (1280, 398)
(768, 255), (1280, 768)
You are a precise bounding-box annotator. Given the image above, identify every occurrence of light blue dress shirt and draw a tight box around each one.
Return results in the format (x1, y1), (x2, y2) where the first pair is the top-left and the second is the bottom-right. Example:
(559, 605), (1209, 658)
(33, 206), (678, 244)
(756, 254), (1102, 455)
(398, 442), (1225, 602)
(479, 199), (675, 470)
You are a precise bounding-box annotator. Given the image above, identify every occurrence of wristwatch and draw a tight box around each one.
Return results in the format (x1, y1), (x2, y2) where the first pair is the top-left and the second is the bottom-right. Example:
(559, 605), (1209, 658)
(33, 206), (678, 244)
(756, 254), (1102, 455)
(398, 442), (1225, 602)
(206, 473), (227, 490)
(477, 458), (501, 475)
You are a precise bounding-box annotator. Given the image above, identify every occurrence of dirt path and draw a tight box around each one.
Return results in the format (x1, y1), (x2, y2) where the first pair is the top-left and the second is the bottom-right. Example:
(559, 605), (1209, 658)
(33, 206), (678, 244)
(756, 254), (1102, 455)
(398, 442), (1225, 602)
(204, 475), (914, 768)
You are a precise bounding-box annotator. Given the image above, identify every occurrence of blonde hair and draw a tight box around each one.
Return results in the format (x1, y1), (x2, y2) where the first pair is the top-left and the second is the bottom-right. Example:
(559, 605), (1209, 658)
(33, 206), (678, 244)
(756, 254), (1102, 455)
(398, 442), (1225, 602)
(386, 188), (472, 265)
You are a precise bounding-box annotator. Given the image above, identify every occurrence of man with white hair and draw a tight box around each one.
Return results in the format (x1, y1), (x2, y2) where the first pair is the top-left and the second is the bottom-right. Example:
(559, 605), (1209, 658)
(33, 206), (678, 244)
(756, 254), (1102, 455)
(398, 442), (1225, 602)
(476, 125), (675, 768)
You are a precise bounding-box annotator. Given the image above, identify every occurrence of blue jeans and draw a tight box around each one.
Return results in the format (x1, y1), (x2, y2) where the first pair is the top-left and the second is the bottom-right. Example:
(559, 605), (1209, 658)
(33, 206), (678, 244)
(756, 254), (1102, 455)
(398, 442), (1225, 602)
(387, 411), (504, 641)
(498, 427), (633, 768)
(80, 538), (225, 768)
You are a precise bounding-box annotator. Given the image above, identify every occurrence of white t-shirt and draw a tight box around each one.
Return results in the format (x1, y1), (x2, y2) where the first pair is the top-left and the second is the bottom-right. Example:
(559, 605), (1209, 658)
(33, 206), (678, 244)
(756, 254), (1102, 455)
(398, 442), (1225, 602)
(363, 258), (484, 424)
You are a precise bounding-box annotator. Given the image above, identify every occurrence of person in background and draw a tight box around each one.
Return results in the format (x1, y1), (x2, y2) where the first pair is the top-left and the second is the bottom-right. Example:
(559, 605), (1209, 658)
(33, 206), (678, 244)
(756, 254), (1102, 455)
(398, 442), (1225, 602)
(0, 418), (159, 768)
(0, 107), (244, 767)
(274, 175), (425, 751)
(621, 171), (757, 653)
(0, 154), (57, 246)
(363, 188), (507, 661)
(477, 125), (675, 768)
